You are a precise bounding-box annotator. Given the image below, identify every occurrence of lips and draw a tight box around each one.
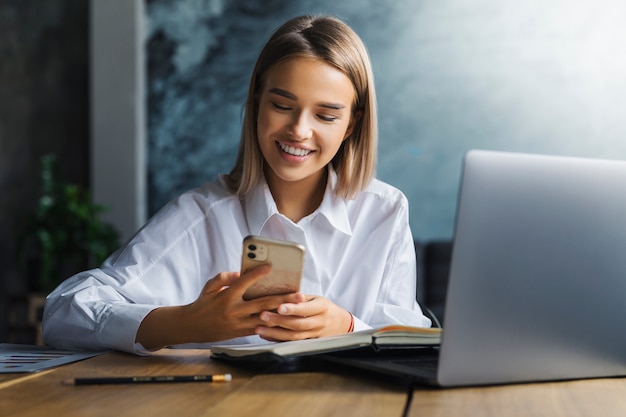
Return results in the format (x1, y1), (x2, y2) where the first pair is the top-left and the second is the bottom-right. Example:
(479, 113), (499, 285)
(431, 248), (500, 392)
(277, 142), (313, 157)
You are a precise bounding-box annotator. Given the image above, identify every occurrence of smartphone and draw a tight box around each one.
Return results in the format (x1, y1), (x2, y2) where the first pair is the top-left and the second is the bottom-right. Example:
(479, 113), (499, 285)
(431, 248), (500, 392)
(240, 235), (305, 300)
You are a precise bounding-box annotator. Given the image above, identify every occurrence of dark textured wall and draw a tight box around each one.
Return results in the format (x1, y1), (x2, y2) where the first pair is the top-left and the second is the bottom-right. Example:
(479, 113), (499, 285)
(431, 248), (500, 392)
(146, 0), (626, 241)
(0, 1), (89, 341)
(2, 0), (625, 341)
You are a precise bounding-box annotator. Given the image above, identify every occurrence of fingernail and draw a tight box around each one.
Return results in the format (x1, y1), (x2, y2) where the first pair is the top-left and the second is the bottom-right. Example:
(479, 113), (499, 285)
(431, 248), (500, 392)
(278, 305), (288, 314)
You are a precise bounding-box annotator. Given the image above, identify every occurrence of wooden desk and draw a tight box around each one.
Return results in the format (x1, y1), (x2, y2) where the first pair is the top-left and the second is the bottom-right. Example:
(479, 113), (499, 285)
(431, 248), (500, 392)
(1, 349), (626, 417)
(409, 377), (626, 417)
(0, 349), (407, 417)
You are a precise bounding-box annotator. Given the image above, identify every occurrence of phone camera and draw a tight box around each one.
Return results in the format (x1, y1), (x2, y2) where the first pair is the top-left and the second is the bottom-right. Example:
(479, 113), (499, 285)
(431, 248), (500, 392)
(245, 241), (267, 261)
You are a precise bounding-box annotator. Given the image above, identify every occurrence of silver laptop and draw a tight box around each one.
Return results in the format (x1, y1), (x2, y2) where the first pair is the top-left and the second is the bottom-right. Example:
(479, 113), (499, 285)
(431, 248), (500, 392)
(323, 149), (626, 387)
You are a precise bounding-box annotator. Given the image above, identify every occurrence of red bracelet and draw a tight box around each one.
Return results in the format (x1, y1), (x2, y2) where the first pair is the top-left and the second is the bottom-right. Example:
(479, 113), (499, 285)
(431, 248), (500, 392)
(347, 311), (355, 333)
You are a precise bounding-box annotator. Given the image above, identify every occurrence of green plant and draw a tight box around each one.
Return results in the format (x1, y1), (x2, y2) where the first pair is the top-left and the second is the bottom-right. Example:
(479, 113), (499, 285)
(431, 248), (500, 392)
(19, 154), (120, 293)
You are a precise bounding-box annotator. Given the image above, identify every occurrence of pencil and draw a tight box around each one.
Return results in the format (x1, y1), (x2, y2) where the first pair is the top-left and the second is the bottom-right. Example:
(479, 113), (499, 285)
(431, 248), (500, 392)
(62, 374), (232, 385)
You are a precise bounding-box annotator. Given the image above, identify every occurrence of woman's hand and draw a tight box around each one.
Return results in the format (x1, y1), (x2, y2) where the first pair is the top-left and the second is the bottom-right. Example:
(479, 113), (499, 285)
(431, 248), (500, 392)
(136, 265), (305, 350)
(254, 296), (353, 342)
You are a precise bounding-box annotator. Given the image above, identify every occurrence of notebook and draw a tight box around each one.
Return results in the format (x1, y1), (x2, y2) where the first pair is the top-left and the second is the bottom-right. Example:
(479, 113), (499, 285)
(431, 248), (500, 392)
(322, 149), (626, 387)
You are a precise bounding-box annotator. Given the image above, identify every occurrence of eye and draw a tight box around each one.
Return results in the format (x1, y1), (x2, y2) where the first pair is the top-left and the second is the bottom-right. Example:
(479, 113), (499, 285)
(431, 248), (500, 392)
(317, 114), (338, 122)
(272, 102), (291, 111)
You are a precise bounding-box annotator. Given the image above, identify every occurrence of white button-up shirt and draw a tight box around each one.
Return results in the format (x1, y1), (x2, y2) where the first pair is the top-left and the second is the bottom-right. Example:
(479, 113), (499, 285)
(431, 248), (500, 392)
(43, 169), (430, 354)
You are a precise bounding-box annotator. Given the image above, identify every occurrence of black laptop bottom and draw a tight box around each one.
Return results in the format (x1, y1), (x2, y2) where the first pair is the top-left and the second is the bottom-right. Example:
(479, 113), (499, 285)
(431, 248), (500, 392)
(318, 346), (441, 386)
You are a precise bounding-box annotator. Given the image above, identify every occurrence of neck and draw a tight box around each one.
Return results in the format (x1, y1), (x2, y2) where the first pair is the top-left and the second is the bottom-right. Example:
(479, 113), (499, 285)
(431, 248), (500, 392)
(265, 167), (328, 223)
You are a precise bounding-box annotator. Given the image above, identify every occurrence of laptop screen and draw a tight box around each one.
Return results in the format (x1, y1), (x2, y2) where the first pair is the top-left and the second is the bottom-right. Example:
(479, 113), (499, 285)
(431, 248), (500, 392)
(438, 150), (626, 386)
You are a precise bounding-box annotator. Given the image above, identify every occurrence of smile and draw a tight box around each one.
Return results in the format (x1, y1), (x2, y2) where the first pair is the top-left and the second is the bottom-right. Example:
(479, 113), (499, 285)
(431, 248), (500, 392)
(278, 142), (313, 157)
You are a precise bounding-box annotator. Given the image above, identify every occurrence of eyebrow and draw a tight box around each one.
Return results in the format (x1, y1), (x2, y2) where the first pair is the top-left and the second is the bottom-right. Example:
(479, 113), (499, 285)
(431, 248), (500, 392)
(268, 87), (346, 110)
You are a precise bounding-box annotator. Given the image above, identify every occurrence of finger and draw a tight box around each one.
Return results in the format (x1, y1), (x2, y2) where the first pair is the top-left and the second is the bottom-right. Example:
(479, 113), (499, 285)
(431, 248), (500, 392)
(236, 292), (305, 319)
(256, 324), (318, 341)
(202, 272), (239, 294)
(254, 292), (305, 311)
(227, 264), (272, 296)
(276, 296), (321, 317)
(259, 310), (319, 331)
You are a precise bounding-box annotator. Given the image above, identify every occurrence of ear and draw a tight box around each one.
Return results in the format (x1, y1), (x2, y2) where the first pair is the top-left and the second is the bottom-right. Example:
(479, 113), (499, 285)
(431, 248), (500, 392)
(343, 110), (362, 141)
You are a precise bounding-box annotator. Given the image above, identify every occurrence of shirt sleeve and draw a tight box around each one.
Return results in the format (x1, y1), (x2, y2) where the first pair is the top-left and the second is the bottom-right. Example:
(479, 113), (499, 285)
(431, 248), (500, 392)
(42, 268), (158, 354)
(41, 191), (211, 354)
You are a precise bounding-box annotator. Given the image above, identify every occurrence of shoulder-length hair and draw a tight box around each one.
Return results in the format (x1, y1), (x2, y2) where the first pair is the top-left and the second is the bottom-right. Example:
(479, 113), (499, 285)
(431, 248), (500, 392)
(226, 15), (378, 199)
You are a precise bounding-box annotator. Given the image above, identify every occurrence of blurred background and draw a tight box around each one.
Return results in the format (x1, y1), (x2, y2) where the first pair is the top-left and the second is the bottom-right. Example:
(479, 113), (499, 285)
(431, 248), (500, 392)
(2, 0), (625, 343)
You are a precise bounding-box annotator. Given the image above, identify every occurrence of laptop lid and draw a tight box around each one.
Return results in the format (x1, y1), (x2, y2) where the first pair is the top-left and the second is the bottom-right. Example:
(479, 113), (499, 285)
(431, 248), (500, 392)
(438, 149), (626, 387)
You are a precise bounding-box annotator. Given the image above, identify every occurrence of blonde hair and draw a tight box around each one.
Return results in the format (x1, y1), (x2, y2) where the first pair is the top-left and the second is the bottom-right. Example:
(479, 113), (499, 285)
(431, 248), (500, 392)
(226, 15), (378, 199)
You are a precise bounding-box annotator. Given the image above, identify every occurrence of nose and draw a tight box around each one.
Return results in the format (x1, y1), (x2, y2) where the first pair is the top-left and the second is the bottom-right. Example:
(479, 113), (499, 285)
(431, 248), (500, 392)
(288, 111), (312, 141)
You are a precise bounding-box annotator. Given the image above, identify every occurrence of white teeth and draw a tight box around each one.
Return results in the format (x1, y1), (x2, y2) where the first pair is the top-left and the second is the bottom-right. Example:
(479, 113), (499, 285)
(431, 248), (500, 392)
(279, 142), (312, 157)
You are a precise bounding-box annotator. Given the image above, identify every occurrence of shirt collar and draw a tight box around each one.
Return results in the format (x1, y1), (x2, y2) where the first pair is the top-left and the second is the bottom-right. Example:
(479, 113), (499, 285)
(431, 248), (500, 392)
(243, 174), (277, 236)
(316, 167), (352, 235)
(244, 166), (353, 236)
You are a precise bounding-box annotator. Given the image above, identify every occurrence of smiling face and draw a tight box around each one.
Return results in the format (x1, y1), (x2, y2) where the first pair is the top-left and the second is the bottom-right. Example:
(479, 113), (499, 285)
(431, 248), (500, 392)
(256, 57), (356, 195)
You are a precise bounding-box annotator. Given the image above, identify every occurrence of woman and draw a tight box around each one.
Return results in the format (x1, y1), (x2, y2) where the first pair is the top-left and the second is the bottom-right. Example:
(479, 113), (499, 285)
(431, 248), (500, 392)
(43, 15), (430, 354)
